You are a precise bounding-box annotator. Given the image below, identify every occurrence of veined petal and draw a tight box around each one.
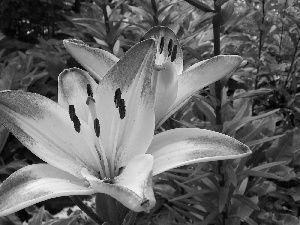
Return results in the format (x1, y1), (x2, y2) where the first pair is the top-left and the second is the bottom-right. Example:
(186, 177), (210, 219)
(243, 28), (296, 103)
(142, 26), (183, 75)
(156, 55), (243, 127)
(58, 68), (97, 122)
(0, 91), (102, 178)
(63, 39), (118, 81)
(0, 164), (94, 216)
(82, 154), (155, 213)
(94, 39), (156, 171)
(147, 128), (251, 176)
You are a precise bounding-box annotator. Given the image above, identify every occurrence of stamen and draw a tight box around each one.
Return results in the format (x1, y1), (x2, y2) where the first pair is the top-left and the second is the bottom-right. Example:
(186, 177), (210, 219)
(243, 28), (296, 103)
(119, 99), (126, 119)
(87, 84), (93, 97)
(159, 37), (164, 54)
(167, 39), (173, 57)
(117, 166), (124, 175)
(109, 115), (121, 176)
(171, 45), (177, 62)
(114, 88), (122, 108)
(85, 95), (110, 178)
(69, 105), (81, 133)
(114, 88), (126, 119)
(86, 97), (97, 120)
(94, 118), (100, 137)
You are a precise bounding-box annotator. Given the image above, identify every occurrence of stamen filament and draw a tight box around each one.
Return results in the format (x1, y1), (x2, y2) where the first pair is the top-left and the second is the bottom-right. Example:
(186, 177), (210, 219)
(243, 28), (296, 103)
(86, 96), (110, 178)
(110, 114), (121, 176)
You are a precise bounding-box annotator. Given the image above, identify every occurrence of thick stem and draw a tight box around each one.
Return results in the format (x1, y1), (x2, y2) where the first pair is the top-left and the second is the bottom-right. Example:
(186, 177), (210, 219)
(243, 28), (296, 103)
(253, 0), (265, 114)
(255, 0), (265, 90)
(213, 1), (227, 224)
(213, 1), (222, 129)
(70, 196), (104, 225)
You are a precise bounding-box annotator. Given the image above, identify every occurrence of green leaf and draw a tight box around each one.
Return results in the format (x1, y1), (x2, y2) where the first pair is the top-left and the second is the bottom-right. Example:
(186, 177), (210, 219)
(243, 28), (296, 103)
(0, 215), (22, 225)
(229, 215), (258, 225)
(43, 214), (81, 225)
(266, 128), (300, 163)
(224, 164), (237, 186)
(238, 170), (284, 180)
(198, 207), (219, 225)
(216, 0), (228, 6)
(220, 0), (234, 25)
(271, 213), (300, 225)
(218, 186), (229, 212)
(245, 134), (285, 147)
(223, 109), (279, 136)
(0, 160), (28, 175)
(95, 193), (129, 225)
(232, 194), (260, 211)
(28, 206), (45, 225)
(223, 88), (273, 108)
(129, 6), (153, 21)
(163, 204), (186, 223)
(183, 0), (215, 12)
(283, 12), (300, 31)
(193, 96), (216, 124)
(131, 0), (155, 15)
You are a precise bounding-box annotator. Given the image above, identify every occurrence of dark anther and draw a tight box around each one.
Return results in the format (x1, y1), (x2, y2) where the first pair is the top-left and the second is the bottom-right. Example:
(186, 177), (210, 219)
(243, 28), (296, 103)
(114, 88), (126, 119)
(159, 37), (164, 54)
(86, 96), (95, 105)
(69, 105), (81, 133)
(118, 167), (125, 175)
(87, 84), (93, 97)
(94, 118), (100, 137)
(114, 88), (122, 108)
(167, 39), (173, 57)
(171, 45), (177, 62)
(69, 105), (75, 121)
(118, 99), (126, 119)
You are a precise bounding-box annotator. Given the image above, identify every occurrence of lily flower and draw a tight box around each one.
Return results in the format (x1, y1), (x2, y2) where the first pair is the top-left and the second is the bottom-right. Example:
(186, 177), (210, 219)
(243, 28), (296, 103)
(64, 26), (243, 127)
(0, 35), (250, 217)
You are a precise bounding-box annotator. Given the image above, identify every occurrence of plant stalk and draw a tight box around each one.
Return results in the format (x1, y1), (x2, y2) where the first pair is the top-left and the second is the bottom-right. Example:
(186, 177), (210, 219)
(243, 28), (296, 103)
(213, 1), (227, 224)
(70, 196), (104, 225)
(213, 1), (222, 129)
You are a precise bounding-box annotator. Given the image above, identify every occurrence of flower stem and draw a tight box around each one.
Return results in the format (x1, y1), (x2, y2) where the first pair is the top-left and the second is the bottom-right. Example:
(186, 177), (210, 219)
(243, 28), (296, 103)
(69, 196), (104, 225)
(213, 0), (222, 130)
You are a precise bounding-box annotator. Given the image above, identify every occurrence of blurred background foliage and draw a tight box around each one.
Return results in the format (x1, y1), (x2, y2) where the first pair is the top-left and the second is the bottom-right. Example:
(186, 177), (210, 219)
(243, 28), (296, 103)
(0, 0), (300, 224)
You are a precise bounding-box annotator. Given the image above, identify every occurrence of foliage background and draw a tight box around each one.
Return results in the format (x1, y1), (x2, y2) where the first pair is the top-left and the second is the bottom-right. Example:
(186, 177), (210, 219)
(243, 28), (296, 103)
(0, 0), (300, 224)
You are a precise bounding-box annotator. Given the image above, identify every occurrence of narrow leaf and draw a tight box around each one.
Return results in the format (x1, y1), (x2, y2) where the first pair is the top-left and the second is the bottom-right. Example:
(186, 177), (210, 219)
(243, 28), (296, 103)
(232, 194), (260, 210)
(183, 0), (215, 12)
(238, 170), (284, 180)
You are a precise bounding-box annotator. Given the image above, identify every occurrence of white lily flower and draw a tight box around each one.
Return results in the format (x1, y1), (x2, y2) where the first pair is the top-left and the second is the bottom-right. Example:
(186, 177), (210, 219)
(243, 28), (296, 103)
(64, 26), (243, 127)
(0, 31), (250, 217)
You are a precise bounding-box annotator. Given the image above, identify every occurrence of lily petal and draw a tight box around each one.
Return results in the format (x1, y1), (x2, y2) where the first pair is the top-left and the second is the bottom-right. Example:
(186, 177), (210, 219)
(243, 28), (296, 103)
(156, 55), (243, 127)
(142, 26), (183, 75)
(147, 128), (251, 176)
(58, 68), (97, 122)
(0, 164), (94, 216)
(94, 39), (156, 170)
(82, 154), (155, 213)
(0, 91), (102, 178)
(63, 39), (118, 81)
